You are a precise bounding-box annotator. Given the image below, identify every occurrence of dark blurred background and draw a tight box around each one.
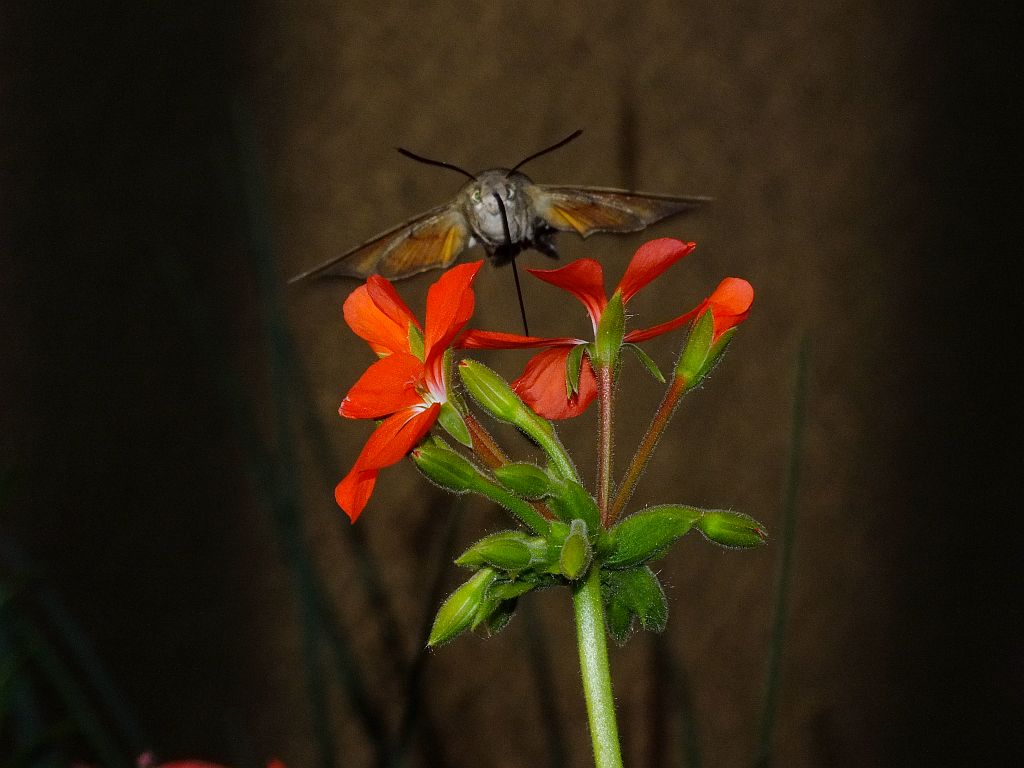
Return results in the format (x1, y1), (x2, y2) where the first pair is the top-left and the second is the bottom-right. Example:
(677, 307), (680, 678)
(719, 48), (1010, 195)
(1, 1), (1019, 767)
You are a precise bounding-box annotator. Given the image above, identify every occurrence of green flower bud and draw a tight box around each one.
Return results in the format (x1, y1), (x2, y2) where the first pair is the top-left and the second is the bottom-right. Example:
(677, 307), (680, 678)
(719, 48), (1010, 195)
(493, 462), (554, 499)
(456, 531), (535, 571)
(428, 567), (499, 646)
(411, 442), (482, 493)
(458, 359), (533, 425)
(559, 519), (593, 581)
(603, 504), (703, 568)
(601, 565), (668, 645)
(696, 510), (767, 548)
(547, 479), (600, 530)
(593, 292), (626, 368)
(675, 308), (714, 384)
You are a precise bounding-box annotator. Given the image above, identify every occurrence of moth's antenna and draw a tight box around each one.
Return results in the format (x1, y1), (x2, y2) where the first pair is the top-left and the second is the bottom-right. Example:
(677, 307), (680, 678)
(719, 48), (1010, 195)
(396, 147), (477, 182)
(507, 128), (584, 176)
(493, 193), (530, 336)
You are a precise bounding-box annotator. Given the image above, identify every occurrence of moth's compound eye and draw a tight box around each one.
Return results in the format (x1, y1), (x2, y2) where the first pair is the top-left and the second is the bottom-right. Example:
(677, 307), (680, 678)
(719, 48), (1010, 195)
(505, 187), (515, 200)
(472, 189), (482, 203)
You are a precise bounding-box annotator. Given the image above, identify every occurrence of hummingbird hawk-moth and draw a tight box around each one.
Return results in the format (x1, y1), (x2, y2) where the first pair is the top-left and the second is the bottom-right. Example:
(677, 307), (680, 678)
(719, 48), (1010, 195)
(288, 130), (708, 284)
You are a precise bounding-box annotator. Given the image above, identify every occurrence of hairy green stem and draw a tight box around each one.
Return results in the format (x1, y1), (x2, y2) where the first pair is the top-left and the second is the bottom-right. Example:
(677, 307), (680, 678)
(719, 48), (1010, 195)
(475, 481), (551, 536)
(573, 566), (623, 768)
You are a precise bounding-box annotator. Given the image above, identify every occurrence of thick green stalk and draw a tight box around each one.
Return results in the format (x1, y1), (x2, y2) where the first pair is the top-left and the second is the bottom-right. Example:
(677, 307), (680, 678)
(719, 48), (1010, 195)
(573, 566), (623, 768)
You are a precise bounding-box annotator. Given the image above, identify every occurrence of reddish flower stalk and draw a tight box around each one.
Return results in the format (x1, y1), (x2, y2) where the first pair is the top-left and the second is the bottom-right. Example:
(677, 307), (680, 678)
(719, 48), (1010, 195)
(608, 277), (755, 525)
(463, 410), (510, 469)
(607, 376), (687, 526)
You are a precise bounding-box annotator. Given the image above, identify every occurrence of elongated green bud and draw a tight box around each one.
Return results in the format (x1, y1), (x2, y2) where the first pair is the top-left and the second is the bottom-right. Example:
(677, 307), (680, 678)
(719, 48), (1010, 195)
(459, 359), (577, 483)
(559, 519), (592, 581)
(411, 442), (481, 493)
(493, 462), (553, 499)
(458, 359), (534, 425)
(428, 567), (499, 646)
(593, 292), (625, 368)
(675, 309), (714, 384)
(696, 510), (767, 548)
(456, 531), (535, 571)
(603, 504), (703, 568)
(547, 479), (600, 529)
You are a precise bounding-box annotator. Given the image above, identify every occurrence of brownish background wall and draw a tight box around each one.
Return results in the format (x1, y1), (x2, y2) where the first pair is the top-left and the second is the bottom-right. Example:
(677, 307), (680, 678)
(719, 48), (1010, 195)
(1, 1), (1018, 767)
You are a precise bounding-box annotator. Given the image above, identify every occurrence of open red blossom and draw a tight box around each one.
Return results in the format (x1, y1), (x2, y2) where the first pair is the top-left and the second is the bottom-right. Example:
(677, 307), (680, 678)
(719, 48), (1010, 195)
(336, 261), (482, 522)
(460, 239), (753, 419)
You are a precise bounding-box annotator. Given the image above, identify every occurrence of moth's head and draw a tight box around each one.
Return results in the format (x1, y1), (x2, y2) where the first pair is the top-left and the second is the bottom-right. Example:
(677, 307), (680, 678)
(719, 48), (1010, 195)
(465, 170), (531, 216)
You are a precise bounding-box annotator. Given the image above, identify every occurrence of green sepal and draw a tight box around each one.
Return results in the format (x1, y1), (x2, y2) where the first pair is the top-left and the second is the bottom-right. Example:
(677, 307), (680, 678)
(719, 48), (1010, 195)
(593, 292), (625, 369)
(493, 462), (553, 499)
(601, 565), (668, 645)
(675, 308), (714, 383)
(428, 567), (499, 646)
(411, 441), (481, 493)
(455, 531), (535, 572)
(559, 519), (592, 581)
(547, 479), (601, 530)
(624, 343), (665, 384)
(407, 323), (425, 360)
(565, 343), (587, 397)
(694, 328), (737, 383)
(602, 504), (703, 568)
(696, 510), (767, 548)
(438, 401), (472, 448)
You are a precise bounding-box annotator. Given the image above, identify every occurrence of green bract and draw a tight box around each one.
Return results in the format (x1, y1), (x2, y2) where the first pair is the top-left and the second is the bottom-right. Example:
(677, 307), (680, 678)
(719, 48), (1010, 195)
(601, 566), (668, 645)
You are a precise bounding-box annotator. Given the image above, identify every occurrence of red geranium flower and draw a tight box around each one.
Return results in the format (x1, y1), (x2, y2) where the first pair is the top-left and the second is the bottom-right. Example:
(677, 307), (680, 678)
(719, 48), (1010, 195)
(460, 238), (752, 419)
(336, 261), (482, 522)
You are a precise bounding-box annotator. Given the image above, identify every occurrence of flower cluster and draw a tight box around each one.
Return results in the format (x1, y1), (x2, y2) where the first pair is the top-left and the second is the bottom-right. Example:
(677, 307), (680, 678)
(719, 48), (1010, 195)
(326, 233), (764, 768)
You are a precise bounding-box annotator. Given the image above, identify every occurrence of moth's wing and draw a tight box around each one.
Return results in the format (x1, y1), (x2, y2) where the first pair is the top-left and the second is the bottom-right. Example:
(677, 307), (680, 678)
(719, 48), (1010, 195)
(288, 204), (472, 283)
(528, 185), (710, 238)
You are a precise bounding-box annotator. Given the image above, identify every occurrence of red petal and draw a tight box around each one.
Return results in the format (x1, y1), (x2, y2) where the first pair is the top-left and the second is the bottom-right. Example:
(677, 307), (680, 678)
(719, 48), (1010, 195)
(512, 347), (598, 420)
(339, 352), (424, 419)
(335, 466), (378, 523)
(458, 329), (582, 350)
(334, 403), (441, 522)
(526, 260), (607, 329)
(367, 276), (422, 334)
(625, 276), (754, 344)
(625, 306), (701, 343)
(706, 277), (754, 340)
(617, 239), (696, 302)
(358, 403), (441, 470)
(344, 281), (416, 357)
(424, 262), (483, 360)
